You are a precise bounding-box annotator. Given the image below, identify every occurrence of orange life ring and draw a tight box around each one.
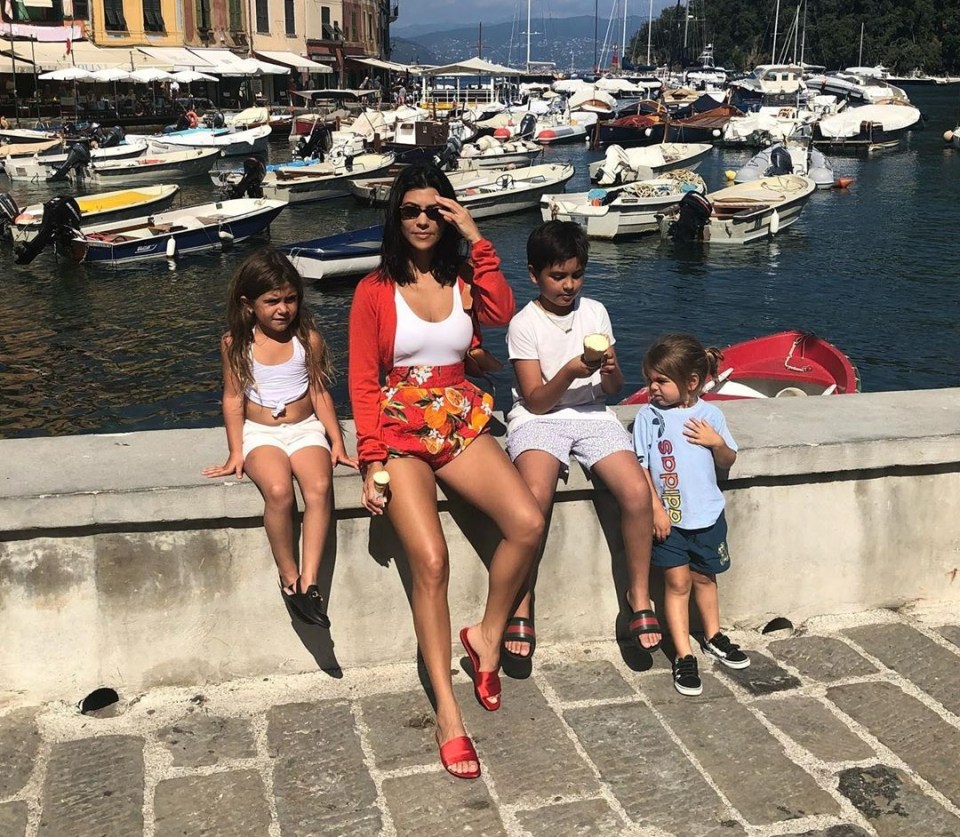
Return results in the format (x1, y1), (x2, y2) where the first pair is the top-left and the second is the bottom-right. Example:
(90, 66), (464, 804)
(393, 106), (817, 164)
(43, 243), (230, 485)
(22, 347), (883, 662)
(186, 110), (199, 128)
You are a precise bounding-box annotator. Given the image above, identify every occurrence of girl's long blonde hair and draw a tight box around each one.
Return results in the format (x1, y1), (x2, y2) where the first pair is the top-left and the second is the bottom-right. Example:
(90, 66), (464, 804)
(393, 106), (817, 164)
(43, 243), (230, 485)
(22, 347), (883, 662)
(643, 333), (723, 397)
(223, 247), (333, 394)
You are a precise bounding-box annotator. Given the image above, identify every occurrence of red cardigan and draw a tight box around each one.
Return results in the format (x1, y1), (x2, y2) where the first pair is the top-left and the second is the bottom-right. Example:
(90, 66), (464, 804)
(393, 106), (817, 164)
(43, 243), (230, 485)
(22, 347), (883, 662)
(348, 238), (514, 468)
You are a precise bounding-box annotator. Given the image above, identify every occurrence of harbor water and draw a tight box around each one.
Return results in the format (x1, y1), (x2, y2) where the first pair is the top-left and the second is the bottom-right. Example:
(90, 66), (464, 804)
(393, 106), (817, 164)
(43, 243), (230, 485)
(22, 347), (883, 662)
(2, 86), (959, 439)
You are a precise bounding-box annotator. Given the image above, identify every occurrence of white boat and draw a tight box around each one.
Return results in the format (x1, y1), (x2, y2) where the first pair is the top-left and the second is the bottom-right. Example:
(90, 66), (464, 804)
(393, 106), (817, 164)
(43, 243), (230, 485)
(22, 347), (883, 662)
(349, 163), (576, 218)
(261, 153), (395, 204)
(589, 143), (713, 185)
(805, 71), (910, 105)
(7, 184), (181, 242)
(87, 148), (222, 185)
(458, 136), (543, 168)
(278, 225), (383, 281)
(541, 170), (707, 239)
(812, 103), (921, 151)
(658, 175), (817, 244)
(0, 127), (59, 144)
(2, 140), (148, 182)
(129, 124), (272, 157)
(735, 142), (839, 189)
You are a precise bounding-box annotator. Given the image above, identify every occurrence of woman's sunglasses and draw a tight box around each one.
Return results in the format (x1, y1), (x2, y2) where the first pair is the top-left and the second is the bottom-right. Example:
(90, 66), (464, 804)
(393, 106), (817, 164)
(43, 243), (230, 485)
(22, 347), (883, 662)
(399, 203), (445, 222)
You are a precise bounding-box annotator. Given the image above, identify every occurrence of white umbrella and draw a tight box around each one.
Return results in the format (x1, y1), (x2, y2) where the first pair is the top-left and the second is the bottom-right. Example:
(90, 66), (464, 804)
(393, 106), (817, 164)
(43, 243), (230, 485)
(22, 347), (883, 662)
(38, 67), (93, 81)
(90, 67), (132, 82)
(130, 68), (175, 83)
(172, 69), (218, 83)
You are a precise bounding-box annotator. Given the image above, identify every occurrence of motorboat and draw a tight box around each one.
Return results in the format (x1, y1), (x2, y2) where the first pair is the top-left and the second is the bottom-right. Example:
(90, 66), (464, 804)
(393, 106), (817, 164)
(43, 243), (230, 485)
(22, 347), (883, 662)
(4, 184), (181, 242)
(13, 196), (286, 266)
(0, 127), (59, 144)
(2, 140), (148, 182)
(541, 170), (707, 240)
(260, 152), (395, 204)
(812, 103), (922, 152)
(592, 108), (670, 149)
(457, 136), (543, 168)
(726, 65), (809, 112)
(129, 124), (272, 157)
(805, 70), (910, 105)
(0, 138), (62, 158)
(589, 142), (713, 185)
(621, 331), (860, 404)
(350, 163), (576, 218)
(734, 141), (842, 189)
(84, 148), (222, 185)
(658, 175), (817, 244)
(278, 225), (383, 281)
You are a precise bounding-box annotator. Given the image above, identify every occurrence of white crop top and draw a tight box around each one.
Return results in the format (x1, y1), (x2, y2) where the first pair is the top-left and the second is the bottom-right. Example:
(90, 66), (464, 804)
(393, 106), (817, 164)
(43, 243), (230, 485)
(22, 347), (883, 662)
(245, 334), (309, 417)
(393, 284), (474, 366)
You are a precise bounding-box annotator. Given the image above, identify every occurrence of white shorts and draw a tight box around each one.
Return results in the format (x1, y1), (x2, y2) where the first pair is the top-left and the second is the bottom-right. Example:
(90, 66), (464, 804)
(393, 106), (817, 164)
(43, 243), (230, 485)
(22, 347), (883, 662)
(506, 418), (633, 475)
(242, 416), (331, 458)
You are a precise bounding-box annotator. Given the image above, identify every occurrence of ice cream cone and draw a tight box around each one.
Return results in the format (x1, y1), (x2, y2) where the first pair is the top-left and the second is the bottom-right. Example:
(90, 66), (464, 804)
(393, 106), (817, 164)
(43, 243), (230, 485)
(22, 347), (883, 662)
(582, 333), (610, 365)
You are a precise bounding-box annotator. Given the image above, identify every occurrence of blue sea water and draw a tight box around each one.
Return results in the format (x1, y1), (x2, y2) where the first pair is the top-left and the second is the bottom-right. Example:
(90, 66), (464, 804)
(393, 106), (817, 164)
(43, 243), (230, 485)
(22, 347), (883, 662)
(2, 85), (959, 438)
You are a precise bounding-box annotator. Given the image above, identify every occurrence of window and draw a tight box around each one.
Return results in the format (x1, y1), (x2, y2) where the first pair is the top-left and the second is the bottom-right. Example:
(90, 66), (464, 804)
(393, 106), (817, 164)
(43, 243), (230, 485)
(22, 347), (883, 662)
(103, 0), (127, 30)
(351, 11), (357, 41)
(228, 0), (242, 32)
(321, 6), (333, 40)
(255, 0), (268, 33)
(284, 0), (294, 35)
(73, 0), (89, 18)
(142, 0), (164, 32)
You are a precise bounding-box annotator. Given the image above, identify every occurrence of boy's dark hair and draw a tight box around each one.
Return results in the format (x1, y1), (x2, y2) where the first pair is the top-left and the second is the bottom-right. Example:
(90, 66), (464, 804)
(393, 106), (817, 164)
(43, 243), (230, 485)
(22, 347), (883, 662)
(526, 220), (589, 274)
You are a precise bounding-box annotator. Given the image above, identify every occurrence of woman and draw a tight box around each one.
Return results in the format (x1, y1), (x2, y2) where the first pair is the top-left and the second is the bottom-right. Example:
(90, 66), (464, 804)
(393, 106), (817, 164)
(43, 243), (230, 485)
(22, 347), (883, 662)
(348, 163), (544, 780)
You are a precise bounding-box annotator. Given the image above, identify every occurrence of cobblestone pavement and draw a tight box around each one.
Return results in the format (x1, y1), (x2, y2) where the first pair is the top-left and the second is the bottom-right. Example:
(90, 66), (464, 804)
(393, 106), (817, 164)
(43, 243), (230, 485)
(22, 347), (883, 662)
(3, 606), (960, 836)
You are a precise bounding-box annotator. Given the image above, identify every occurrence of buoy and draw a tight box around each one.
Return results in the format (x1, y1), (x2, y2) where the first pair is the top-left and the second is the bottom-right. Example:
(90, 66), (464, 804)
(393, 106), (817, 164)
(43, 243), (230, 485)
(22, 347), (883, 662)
(943, 130), (954, 143)
(769, 209), (780, 235)
(833, 177), (854, 189)
(724, 169), (736, 181)
(712, 128), (721, 137)
(493, 127), (511, 140)
(165, 238), (176, 259)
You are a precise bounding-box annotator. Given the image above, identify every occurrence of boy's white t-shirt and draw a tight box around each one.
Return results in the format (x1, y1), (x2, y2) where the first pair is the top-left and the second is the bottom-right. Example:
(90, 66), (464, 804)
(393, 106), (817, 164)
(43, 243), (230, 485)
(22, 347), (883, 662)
(506, 297), (621, 434)
(633, 400), (737, 530)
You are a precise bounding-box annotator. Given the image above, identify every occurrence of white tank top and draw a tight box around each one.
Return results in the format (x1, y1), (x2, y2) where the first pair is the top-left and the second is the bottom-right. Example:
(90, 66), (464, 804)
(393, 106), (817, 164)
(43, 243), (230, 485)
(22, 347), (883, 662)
(393, 284), (473, 366)
(245, 334), (309, 417)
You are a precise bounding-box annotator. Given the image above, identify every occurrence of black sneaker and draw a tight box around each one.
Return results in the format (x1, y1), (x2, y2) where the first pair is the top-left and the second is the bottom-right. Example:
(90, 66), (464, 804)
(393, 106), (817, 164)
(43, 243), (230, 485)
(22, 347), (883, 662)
(282, 582), (331, 629)
(672, 655), (702, 696)
(702, 632), (750, 669)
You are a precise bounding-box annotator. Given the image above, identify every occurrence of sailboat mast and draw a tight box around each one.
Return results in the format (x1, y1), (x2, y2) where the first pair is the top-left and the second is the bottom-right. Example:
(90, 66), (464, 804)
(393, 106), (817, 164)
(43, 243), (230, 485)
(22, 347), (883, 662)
(858, 22), (864, 66)
(622, 0), (628, 63)
(772, 0), (780, 63)
(799, 0), (807, 67)
(646, 0), (653, 65)
(526, 0), (532, 72)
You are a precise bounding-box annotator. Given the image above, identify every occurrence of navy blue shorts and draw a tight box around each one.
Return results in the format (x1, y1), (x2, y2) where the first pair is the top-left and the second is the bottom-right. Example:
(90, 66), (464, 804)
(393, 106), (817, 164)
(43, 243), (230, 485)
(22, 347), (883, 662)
(652, 511), (731, 576)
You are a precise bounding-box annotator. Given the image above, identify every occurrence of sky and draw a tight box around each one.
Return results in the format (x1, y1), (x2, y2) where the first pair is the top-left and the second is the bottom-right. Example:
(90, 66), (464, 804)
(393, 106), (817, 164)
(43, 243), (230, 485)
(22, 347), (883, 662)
(392, 0), (672, 32)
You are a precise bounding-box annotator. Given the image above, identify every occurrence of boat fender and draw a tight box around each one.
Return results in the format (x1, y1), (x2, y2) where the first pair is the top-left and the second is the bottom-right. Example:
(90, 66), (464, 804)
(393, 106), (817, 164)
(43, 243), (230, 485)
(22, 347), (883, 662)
(644, 127), (652, 136)
(944, 130), (955, 143)
(724, 169), (736, 181)
(166, 238), (177, 259)
(712, 128), (721, 137)
(769, 209), (780, 235)
(219, 229), (235, 244)
(775, 386), (807, 397)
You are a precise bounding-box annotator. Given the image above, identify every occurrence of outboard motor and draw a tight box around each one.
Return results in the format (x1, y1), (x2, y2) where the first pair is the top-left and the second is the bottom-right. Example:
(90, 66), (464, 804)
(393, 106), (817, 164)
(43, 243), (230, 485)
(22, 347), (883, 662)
(98, 125), (124, 147)
(765, 145), (793, 176)
(294, 124), (331, 161)
(0, 192), (20, 239)
(211, 111), (226, 129)
(433, 134), (462, 170)
(48, 141), (92, 182)
(517, 112), (537, 140)
(667, 191), (713, 242)
(227, 157), (266, 199)
(14, 196), (82, 264)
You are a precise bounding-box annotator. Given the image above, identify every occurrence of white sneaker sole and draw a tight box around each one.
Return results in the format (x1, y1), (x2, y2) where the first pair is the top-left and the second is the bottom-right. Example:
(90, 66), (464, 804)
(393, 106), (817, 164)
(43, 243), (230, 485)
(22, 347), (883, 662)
(711, 654), (751, 670)
(674, 679), (703, 696)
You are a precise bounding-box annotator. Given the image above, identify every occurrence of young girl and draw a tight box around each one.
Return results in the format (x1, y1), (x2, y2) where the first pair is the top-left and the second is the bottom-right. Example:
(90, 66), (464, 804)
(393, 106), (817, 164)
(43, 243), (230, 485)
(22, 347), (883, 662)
(203, 247), (357, 628)
(633, 334), (750, 697)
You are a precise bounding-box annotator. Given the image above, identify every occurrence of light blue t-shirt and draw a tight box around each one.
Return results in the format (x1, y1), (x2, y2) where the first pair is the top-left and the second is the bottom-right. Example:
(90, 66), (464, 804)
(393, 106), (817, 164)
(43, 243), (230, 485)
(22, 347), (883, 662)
(633, 400), (737, 530)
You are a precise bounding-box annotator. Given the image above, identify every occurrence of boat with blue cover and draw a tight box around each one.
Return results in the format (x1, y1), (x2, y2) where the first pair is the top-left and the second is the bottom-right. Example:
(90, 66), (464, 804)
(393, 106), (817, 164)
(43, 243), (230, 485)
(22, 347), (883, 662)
(279, 225), (382, 280)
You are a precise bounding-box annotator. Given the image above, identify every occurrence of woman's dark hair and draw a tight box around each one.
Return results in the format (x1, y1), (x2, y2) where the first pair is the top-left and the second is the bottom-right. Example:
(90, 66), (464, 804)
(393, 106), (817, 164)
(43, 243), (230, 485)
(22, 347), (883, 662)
(378, 163), (462, 286)
(224, 246), (332, 392)
(642, 333), (722, 396)
(527, 220), (589, 274)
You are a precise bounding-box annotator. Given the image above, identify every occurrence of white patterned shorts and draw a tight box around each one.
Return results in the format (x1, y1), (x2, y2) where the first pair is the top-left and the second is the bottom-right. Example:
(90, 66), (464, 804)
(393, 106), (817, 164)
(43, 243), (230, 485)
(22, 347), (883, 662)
(242, 416), (330, 458)
(506, 419), (634, 474)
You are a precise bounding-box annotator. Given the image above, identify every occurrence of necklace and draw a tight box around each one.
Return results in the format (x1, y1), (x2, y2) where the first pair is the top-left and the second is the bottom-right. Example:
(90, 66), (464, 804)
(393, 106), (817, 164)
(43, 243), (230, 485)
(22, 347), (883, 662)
(534, 299), (575, 333)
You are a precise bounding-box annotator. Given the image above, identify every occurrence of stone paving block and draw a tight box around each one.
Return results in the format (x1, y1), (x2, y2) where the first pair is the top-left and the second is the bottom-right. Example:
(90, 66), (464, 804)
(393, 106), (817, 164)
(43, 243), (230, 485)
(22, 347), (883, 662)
(267, 701), (381, 837)
(757, 697), (876, 763)
(0, 708), (40, 797)
(0, 801), (28, 837)
(768, 636), (878, 682)
(514, 798), (623, 836)
(154, 770), (270, 837)
(537, 659), (635, 703)
(938, 624), (960, 649)
(381, 772), (504, 837)
(838, 764), (960, 836)
(359, 689), (438, 772)
(456, 678), (599, 805)
(564, 702), (731, 835)
(157, 714), (256, 767)
(38, 735), (144, 837)
(714, 651), (802, 695)
(652, 681), (840, 824)
(828, 682), (960, 808)
(844, 623), (960, 715)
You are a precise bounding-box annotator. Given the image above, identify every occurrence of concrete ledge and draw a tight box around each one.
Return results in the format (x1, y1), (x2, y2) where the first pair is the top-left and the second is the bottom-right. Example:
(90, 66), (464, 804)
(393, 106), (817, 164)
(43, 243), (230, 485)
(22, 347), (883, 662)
(2, 388), (960, 702)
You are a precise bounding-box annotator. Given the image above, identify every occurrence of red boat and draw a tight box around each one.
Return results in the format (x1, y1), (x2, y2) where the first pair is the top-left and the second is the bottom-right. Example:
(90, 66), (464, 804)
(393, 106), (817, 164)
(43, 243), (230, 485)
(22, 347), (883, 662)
(620, 331), (861, 405)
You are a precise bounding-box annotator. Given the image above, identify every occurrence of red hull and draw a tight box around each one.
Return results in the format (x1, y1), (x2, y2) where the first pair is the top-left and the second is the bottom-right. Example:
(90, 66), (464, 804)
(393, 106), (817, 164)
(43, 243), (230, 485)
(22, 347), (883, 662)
(620, 331), (861, 405)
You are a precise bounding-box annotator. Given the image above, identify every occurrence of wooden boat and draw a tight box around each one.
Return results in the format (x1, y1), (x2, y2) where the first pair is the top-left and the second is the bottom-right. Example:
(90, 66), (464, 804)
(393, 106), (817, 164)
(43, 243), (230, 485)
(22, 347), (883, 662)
(130, 124), (272, 157)
(86, 148), (222, 185)
(66, 198), (286, 265)
(278, 225), (383, 281)
(658, 174), (816, 244)
(9, 184), (181, 242)
(620, 331), (861, 404)
(3, 140), (148, 182)
(261, 152), (395, 204)
(350, 163), (576, 218)
(589, 142), (713, 185)
(541, 170), (707, 239)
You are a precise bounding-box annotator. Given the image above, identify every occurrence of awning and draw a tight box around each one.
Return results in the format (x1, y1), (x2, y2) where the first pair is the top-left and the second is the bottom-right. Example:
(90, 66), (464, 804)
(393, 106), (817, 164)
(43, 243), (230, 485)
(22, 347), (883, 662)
(255, 50), (332, 73)
(350, 57), (413, 72)
(136, 46), (220, 70)
(2, 40), (143, 70)
(187, 47), (248, 68)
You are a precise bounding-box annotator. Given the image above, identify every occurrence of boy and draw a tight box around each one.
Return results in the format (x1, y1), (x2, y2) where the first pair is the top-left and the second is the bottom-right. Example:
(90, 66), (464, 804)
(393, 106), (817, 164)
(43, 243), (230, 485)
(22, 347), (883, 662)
(502, 220), (660, 661)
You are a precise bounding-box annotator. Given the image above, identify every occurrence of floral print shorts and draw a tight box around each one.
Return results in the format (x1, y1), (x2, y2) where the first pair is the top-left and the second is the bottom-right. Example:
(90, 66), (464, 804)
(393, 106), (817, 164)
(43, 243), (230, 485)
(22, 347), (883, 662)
(381, 363), (493, 470)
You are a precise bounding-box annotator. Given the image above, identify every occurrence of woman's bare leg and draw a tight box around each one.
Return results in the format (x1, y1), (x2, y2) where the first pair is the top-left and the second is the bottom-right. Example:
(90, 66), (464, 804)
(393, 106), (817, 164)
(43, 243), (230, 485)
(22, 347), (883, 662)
(289, 446), (333, 588)
(243, 446), (298, 589)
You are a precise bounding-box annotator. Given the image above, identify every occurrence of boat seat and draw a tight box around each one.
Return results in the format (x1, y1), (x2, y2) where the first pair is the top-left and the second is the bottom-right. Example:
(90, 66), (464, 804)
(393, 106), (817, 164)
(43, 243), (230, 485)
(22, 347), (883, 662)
(713, 202), (770, 219)
(148, 223), (172, 233)
(192, 216), (223, 225)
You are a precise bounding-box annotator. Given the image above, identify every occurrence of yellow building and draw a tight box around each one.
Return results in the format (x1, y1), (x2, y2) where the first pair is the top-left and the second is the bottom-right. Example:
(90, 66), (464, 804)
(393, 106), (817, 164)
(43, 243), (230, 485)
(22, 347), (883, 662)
(89, 0), (183, 46)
